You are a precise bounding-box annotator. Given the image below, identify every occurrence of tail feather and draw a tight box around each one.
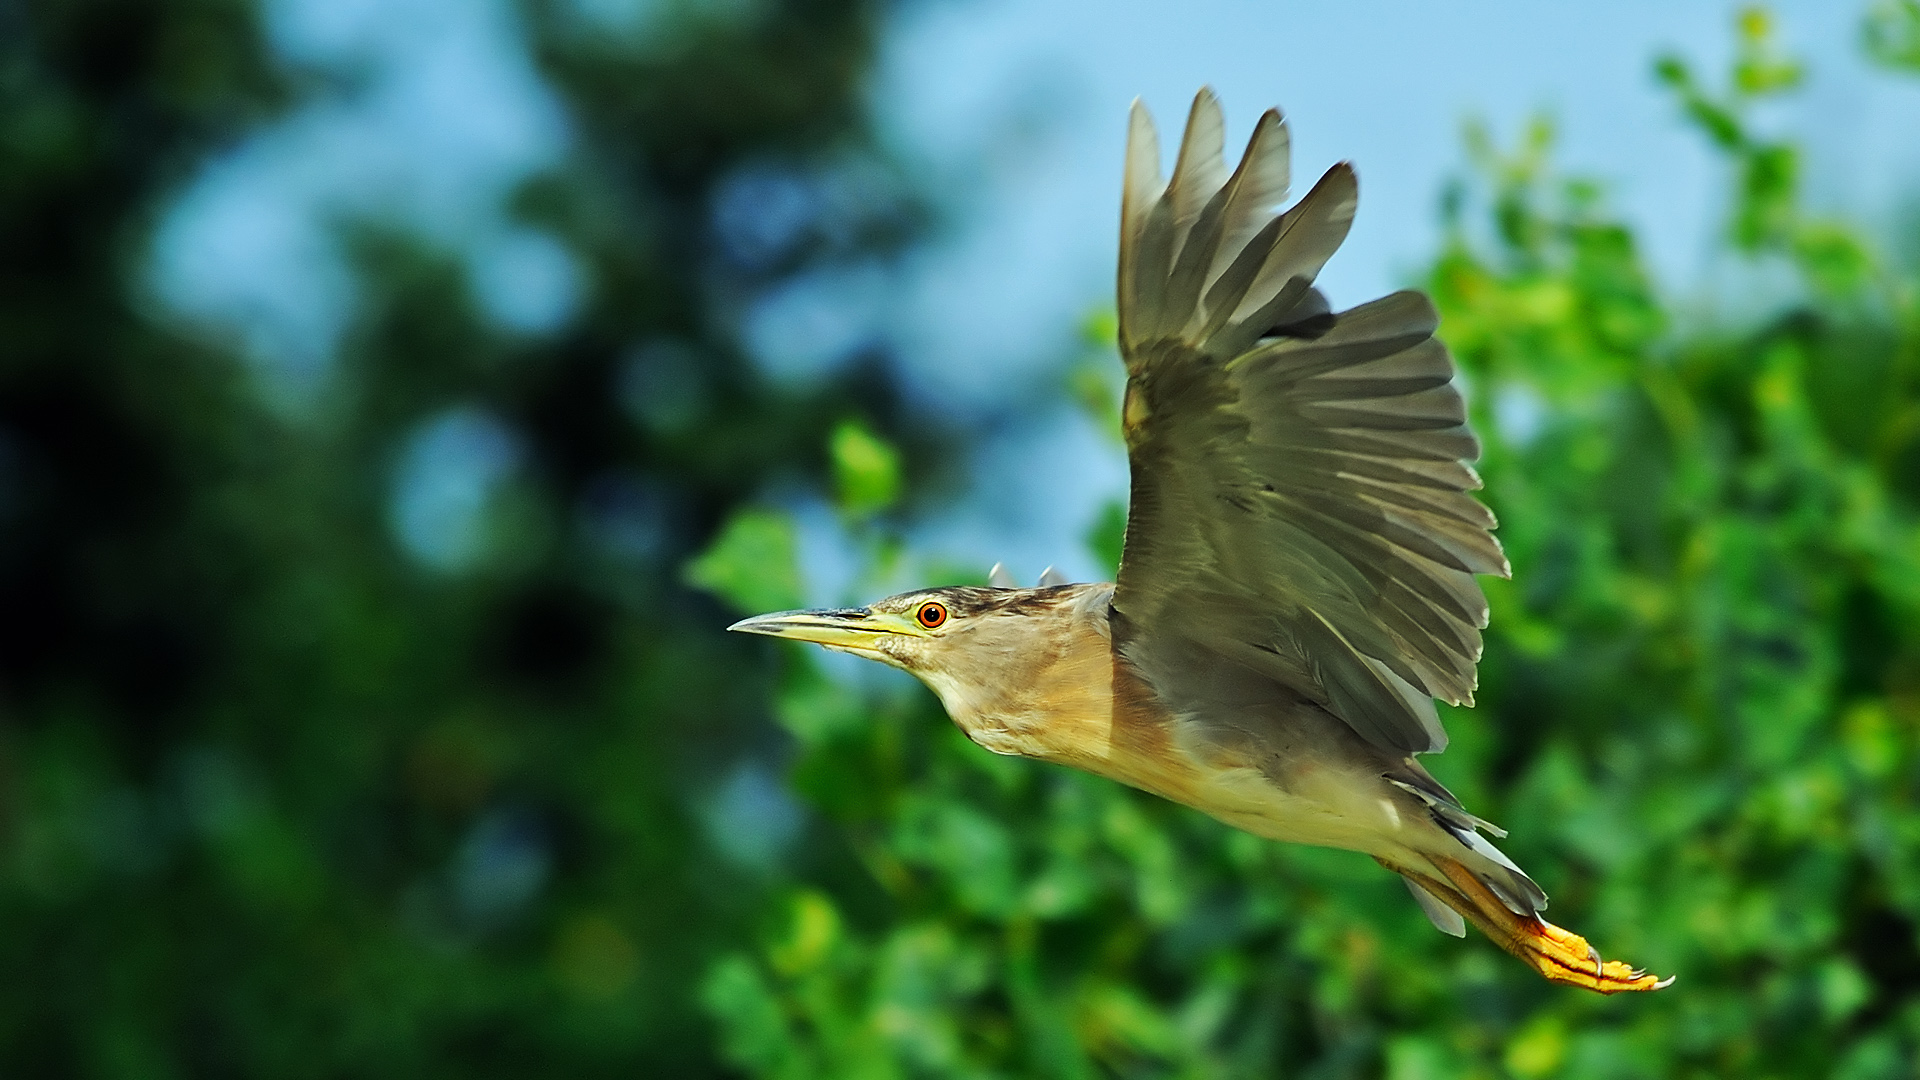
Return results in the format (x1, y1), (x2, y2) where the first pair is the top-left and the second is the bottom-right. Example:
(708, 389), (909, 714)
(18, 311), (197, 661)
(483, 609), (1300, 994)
(1387, 774), (1545, 916)
(1452, 828), (1546, 916)
(1402, 875), (1466, 937)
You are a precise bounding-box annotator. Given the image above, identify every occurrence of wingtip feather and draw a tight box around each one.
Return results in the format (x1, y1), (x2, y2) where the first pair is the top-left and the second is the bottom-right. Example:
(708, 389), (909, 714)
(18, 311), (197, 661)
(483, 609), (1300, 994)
(1170, 87), (1228, 221)
(1122, 99), (1165, 220)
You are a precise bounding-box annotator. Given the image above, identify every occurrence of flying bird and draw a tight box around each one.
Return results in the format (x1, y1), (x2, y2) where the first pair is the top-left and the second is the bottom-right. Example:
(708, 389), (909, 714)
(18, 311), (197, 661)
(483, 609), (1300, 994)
(731, 89), (1669, 993)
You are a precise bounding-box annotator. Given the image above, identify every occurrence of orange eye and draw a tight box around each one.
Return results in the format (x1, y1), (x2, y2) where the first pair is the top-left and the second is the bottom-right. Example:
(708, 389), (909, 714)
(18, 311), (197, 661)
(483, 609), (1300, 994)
(915, 602), (948, 629)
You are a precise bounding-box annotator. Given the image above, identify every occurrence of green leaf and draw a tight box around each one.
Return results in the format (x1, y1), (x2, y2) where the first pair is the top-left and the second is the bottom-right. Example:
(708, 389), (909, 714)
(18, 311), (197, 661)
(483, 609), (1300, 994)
(1864, 0), (1920, 72)
(685, 508), (804, 614)
(776, 668), (870, 745)
(1083, 499), (1126, 578)
(830, 420), (901, 517)
(1792, 219), (1874, 296)
(1733, 142), (1800, 251)
(701, 955), (793, 1074)
(1079, 307), (1117, 346)
(769, 890), (843, 976)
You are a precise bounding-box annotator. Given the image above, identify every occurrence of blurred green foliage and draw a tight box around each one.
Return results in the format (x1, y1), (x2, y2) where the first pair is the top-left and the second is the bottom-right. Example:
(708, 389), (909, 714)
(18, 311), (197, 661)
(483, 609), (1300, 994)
(1, 0), (922, 1075)
(7, 0), (1920, 1077)
(694, 9), (1920, 1080)
(1864, 0), (1920, 72)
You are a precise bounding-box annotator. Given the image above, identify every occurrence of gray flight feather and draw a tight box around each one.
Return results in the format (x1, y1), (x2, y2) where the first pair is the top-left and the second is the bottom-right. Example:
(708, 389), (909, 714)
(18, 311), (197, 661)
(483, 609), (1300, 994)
(1037, 565), (1070, 587)
(987, 562), (1018, 589)
(1111, 90), (1509, 758)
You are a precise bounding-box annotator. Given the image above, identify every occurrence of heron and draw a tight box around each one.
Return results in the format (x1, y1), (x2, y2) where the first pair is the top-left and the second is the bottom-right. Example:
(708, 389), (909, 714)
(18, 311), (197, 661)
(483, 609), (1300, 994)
(731, 89), (1669, 993)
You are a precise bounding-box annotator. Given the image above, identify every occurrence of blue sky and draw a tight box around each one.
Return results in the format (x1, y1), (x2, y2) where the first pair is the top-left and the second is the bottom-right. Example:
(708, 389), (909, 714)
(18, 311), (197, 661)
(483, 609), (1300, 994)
(874, 0), (1920, 401)
(149, 0), (1920, 592)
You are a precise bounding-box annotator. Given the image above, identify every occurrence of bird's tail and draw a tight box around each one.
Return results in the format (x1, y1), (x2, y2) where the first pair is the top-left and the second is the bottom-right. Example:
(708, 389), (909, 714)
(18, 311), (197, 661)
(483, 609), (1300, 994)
(1383, 852), (1672, 994)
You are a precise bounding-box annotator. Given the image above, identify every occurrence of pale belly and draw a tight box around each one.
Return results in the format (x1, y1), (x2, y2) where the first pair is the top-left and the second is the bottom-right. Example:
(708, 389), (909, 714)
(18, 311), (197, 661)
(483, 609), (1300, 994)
(1167, 762), (1415, 855)
(1089, 719), (1433, 863)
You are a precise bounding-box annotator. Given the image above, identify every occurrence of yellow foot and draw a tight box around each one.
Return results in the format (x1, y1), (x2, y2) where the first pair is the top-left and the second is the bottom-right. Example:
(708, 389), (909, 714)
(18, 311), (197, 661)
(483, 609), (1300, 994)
(1511, 914), (1673, 993)
(1416, 857), (1674, 995)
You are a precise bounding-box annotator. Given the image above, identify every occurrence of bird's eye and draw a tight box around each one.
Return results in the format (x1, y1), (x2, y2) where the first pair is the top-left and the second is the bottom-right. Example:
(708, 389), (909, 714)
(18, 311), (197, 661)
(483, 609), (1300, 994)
(915, 602), (948, 629)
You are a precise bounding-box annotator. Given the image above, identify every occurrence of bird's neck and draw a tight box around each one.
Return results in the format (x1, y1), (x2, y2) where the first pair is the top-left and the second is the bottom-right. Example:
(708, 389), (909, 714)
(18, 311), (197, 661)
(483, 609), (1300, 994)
(940, 624), (1119, 770)
(916, 583), (1174, 786)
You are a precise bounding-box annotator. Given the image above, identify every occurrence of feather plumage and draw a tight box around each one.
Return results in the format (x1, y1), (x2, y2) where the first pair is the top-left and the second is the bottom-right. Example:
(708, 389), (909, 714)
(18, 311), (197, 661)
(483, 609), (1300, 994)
(1111, 92), (1507, 757)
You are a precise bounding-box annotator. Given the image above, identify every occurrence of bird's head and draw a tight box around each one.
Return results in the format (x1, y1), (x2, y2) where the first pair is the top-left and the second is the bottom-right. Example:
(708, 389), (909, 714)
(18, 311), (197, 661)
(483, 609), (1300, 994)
(728, 586), (1046, 671)
(728, 583), (1115, 727)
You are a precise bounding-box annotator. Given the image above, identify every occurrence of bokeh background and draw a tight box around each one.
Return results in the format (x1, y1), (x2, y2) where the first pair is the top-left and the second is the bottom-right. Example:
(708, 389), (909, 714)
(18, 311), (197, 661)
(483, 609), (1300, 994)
(6, 0), (1920, 1075)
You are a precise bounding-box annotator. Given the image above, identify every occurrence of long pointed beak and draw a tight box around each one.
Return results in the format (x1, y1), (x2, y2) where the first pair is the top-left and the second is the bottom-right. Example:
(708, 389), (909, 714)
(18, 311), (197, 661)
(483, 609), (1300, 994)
(727, 607), (900, 655)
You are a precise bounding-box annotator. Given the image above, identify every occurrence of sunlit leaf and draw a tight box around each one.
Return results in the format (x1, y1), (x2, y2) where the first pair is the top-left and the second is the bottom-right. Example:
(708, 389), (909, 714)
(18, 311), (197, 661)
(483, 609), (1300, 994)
(685, 507), (805, 614)
(831, 420), (902, 518)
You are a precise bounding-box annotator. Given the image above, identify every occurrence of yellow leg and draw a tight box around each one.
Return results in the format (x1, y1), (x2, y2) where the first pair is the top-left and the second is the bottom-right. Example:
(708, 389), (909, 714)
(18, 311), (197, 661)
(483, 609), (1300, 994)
(1384, 857), (1673, 994)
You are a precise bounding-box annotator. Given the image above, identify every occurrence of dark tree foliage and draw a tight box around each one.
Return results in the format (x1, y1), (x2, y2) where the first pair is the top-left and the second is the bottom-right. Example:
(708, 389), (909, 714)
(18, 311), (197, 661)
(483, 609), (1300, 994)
(0, 0), (920, 1075)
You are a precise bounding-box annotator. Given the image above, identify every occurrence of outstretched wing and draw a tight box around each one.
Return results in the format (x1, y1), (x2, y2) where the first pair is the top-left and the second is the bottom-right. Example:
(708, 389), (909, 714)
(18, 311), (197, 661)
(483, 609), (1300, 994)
(1111, 89), (1508, 755)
